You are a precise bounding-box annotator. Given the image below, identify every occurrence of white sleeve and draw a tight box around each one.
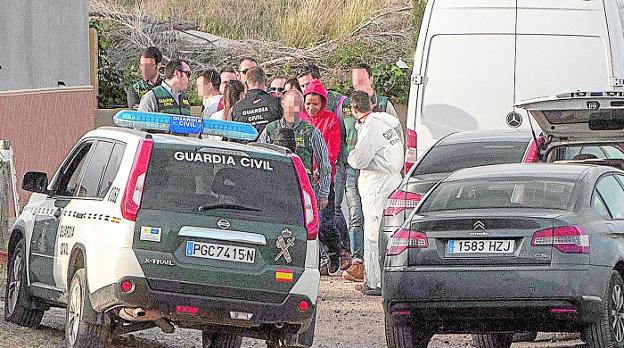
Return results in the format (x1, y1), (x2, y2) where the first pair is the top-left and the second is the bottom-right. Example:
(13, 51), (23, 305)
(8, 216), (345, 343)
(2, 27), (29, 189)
(347, 121), (378, 170)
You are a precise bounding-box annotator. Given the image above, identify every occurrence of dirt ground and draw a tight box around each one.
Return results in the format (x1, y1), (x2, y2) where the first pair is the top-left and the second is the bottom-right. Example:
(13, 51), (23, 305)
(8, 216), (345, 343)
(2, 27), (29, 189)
(0, 271), (585, 348)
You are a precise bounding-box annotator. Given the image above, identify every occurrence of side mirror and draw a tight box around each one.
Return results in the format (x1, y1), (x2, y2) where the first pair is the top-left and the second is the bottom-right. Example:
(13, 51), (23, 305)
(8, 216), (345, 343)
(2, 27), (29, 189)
(22, 172), (48, 194)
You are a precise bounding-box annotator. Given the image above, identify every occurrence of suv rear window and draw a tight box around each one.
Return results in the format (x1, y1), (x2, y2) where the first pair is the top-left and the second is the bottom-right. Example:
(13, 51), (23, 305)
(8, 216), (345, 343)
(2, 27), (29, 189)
(413, 141), (529, 176)
(418, 178), (576, 212)
(141, 147), (303, 223)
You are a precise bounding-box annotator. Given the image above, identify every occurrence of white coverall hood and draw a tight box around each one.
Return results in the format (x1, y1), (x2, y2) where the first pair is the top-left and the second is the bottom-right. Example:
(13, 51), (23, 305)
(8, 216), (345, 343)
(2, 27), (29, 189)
(347, 111), (404, 290)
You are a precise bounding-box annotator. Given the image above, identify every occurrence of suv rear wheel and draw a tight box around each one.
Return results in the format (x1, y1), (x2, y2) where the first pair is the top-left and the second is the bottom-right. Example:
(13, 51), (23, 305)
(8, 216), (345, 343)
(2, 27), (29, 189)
(585, 270), (624, 348)
(66, 269), (110, 348)
(202, 331), (242, 348)
(471, 333), (513, 348)
(4, 239), (44, 327)
(384, 312), (432, 348)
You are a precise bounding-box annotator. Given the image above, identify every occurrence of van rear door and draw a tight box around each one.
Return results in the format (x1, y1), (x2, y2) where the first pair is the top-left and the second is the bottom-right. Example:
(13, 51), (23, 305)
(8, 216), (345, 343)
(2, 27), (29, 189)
(515, 0), (615, 105)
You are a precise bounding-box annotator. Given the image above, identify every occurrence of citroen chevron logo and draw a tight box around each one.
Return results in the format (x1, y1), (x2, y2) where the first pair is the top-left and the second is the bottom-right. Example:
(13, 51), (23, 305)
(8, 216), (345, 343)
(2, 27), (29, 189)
(473, 221), (485, 230)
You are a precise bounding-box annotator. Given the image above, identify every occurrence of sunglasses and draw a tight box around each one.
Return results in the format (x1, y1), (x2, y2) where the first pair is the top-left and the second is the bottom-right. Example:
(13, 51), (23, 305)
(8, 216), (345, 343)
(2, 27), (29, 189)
(179, 70), (192, 78)
(268, 87), (285, 93)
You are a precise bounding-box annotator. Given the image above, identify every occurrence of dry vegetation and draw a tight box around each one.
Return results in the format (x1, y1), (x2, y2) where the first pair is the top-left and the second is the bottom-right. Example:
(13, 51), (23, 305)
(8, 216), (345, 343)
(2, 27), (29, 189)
(114, 0), (407, 47)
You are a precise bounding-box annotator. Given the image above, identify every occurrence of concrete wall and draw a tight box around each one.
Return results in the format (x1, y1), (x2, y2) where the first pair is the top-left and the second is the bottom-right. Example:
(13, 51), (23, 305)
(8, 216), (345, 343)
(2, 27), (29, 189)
(0, 87), (96, 208)
(0, 0), (90, 91)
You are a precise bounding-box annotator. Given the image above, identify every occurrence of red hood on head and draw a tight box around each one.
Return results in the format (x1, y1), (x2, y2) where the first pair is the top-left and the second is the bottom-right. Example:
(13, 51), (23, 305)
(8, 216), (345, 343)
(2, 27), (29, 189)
(303, 79), (328, 111)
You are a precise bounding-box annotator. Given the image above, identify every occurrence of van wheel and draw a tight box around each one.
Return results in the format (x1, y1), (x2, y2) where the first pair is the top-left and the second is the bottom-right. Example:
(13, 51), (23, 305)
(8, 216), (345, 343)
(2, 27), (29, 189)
(384, 312), (432, 348)
(471, 333), (513, 348)
(65, 269), (109, 348)
(585, 271), (624, 348)
(4, 238), (44, 327)
(202, 331), (242, 348)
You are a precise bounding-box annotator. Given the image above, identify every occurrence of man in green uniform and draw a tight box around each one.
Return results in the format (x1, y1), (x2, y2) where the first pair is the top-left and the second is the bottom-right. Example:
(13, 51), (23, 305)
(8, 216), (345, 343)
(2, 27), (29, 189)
(257, 89), (331, 209)
(138, 59), (192, 115)
(126, 47), (163, 110)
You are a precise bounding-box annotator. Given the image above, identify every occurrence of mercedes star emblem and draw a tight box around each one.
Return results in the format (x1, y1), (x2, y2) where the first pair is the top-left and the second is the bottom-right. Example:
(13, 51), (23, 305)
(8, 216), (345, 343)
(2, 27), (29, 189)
(506, 112), (523, 128)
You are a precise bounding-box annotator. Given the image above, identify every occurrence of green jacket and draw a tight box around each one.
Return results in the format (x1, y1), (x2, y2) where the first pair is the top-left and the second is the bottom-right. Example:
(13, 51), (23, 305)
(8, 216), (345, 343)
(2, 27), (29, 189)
(152, 86), (191, 115)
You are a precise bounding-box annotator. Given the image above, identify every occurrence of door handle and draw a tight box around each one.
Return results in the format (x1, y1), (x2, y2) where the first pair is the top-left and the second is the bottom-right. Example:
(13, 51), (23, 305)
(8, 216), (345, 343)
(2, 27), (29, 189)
(53, 208), (62, 219)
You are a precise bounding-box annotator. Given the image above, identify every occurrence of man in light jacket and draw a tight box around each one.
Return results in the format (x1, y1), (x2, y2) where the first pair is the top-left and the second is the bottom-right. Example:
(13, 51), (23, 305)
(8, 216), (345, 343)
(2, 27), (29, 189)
(347, 90), (404, 296)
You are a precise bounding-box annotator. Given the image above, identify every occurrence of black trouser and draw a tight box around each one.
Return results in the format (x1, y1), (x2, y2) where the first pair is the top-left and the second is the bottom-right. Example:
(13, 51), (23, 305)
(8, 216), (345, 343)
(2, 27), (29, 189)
(319, 183), (340, 259)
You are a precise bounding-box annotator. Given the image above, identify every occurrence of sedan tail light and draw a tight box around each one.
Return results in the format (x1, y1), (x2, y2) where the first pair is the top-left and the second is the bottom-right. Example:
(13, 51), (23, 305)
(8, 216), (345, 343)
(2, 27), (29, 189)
(531, 225), (589, 254)
(384, 190), (422, 216)
(386, 227), (429, 256)
(289, 154), (319, 240)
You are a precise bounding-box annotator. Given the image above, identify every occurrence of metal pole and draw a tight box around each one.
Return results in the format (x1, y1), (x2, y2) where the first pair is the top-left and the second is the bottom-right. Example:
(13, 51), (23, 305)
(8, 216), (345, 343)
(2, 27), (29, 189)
(0, 140), (9, 250)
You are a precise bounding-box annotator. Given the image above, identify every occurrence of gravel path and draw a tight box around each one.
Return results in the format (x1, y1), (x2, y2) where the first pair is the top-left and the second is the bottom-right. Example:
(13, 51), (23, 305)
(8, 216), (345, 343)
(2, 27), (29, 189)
(0, 271), (585, 347)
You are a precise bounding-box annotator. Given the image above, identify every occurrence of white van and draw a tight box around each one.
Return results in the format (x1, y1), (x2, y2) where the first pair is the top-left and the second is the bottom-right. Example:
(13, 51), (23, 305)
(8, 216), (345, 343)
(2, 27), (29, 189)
(405, 0), (624, 171)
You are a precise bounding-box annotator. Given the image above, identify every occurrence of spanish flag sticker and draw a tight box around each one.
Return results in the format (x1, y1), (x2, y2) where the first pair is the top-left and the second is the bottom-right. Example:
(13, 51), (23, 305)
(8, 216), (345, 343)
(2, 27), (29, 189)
(275, 269), (294, 283)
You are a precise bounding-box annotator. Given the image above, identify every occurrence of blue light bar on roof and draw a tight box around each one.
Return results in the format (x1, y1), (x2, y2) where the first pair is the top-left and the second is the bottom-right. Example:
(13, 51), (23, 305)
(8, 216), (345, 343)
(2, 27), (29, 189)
(113, 110), (258, 141)
(202, 118), (258, 141)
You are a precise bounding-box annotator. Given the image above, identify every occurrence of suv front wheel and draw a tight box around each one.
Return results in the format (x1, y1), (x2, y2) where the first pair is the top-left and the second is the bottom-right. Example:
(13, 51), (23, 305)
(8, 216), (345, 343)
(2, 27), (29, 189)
(66, 268), (110, 348)
(4, 238), (44, 327)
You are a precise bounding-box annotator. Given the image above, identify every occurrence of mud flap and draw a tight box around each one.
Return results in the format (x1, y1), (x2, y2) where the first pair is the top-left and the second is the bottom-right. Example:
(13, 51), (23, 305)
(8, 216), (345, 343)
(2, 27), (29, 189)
(285, 309), (317, 347)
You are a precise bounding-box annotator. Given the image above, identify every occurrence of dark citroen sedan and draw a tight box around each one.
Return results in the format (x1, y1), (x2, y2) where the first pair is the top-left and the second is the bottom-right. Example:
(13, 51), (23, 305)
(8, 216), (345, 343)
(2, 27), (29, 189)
(379, 130), (536, 267)
(383, 163), (624, 348)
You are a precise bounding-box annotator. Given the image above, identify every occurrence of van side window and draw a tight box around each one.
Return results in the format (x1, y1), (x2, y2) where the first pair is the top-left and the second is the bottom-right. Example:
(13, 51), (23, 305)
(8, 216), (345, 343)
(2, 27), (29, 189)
(98, 143), (126, 198)
(56, 142), (94, 197)
(77, 141), (114, 198)
(596, 175), (624, 219)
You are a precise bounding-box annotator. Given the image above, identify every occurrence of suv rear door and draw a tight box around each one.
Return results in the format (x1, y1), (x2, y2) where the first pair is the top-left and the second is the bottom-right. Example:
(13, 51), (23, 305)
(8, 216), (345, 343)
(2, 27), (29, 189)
(133, 145), (306, 304)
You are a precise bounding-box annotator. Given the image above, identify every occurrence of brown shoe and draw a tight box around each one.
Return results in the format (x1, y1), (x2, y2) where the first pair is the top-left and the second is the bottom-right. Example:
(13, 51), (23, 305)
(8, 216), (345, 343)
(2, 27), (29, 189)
(342, 261), (364, 282)
(320, 263), (329, 276)
(339, 250), (352, 271)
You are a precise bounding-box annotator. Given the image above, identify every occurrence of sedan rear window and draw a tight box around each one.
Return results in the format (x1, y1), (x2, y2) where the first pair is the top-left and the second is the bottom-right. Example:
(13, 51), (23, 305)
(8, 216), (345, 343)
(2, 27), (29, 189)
(418, 178), (576, 212)
(413, 141), (529, 176)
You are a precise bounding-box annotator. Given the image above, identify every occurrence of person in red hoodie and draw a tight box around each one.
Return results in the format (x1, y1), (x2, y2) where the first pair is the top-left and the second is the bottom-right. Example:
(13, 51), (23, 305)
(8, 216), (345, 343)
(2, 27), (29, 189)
(300, 80), (342, 275)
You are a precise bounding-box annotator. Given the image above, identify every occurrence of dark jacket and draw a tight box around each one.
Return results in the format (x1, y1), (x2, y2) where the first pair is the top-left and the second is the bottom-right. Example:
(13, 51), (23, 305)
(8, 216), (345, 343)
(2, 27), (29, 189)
(231, 89), (282, 139)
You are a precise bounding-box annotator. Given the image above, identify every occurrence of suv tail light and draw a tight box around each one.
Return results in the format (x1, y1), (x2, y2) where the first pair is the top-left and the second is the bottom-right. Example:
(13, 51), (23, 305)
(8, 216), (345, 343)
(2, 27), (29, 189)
(289, 154), (319, 240)
(384, 190), (422, 216)
(121, 139), (153, 221)
(523, 138), (539, 163)
(531, 225), (589, 254)
(386, 227), (429, 256)
(404, 129), (417, 173)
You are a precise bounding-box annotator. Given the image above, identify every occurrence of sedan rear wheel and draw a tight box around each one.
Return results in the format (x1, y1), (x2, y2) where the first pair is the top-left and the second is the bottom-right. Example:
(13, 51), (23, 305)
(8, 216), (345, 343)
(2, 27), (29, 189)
(384, 312), (432, 348)
(471, 333), (513, 348)
(585, 270), (624, 348)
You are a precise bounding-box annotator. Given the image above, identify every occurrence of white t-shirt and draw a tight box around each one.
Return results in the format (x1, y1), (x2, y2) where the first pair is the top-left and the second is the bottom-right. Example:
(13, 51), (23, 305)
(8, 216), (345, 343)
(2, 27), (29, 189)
(201, 95), (222, 118)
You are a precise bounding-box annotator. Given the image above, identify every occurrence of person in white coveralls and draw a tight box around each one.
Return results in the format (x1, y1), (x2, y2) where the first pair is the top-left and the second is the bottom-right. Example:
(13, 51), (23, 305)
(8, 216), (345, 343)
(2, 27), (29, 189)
(347, 90), (404, 296)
